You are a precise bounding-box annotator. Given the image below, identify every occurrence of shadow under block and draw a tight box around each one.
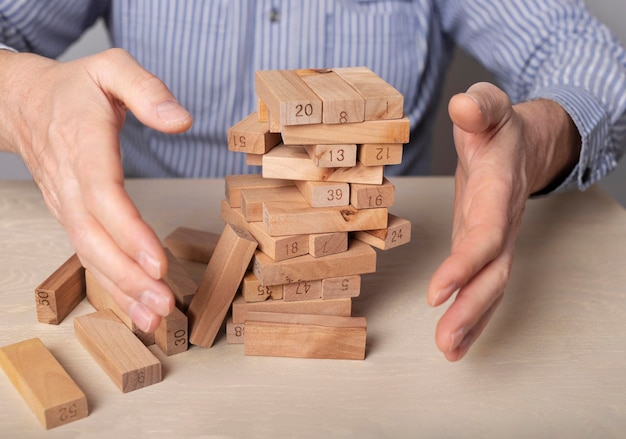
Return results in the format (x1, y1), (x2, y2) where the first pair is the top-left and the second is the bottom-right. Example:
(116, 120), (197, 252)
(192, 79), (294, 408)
(353, 214), (412, 250)
(163, 226), (220, 264)
(187, 224), (258, 347)
(263, 200), (388, 236)
(0, 338), (88, 429)
(358, 143), (403, 166)
(299, 70), (365, 124)
(74, 310), (162, 393)
(322, 275), (362, 299)
(155, 306), (189, 356)
(295, 180), (350, 208)
(350, 178), (396, 209)
(331, 66), (404, 121)
(304, 143), (357, 168)
(262, 145), (384, 185)
(163, 247), (198, 311)
(225, 174), (294, 208)
(227, 111), (282, 154)
(35, 253), (85, 325)
(231, 294), (352, 324)
(280, 116), (410, 146)
(252, 239), (376, 286)
(308, 232), (348, 258)
(243, 312), (367, 360)
(255, 70), (322, 126)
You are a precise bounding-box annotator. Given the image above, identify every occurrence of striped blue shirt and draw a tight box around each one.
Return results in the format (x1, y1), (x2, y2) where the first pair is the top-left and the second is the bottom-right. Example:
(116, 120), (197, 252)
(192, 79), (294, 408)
(2, 0), (626, 193)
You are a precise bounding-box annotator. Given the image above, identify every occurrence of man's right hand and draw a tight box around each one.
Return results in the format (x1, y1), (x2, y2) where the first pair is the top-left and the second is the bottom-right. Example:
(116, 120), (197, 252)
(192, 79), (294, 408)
(0, 48), (193, 332)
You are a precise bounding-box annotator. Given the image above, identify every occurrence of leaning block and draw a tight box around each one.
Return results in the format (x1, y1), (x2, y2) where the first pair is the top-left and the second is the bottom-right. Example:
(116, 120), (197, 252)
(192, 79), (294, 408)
(187, 224), (258, 347)
(227, 111), (282, 154)
(35, 253), (85, 325)
(163, 247), (198, 311)
(163, 226), (220, 264)
(244, 312), (367, 360)
(155, 306), (188, 356)
(0, 338), (88, 429)
(353, 214), (412, 250)
(74, 309), (162, 393)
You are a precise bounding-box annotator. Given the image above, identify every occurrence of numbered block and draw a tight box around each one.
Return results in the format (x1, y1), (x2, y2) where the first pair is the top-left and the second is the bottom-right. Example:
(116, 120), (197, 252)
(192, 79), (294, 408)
(164, 226), (220, 264)
(332, 66), (404, 121)
(255, 70), (322, 126)
(322, 275), (361, 299)
(241, 271), (283, 302)
(225, 174), (294, 208)
(163, 248), (198, 311)
(303, 144), (357, 168)
(231, 294), (352, 324)
(227, 112), (282, 154)
(155, 306), (188, 356)
(74, 309), (162, 393)
(252, 239), (377, 286)
(226, 317), (245, 344)
(295, 180), (350, 208)
(0, 338), (88, 429)
(244, 312), (367, 360)
(353, 214), (411, 250)
(35, 253), (85, 325)
(187, 224), (258, 347)
(350, 178), (395, 209)
(283, 280), (322, 302)
(308, 232), (348, 258)
(241, 186), (304, 222)
(358, 143), (403, 166)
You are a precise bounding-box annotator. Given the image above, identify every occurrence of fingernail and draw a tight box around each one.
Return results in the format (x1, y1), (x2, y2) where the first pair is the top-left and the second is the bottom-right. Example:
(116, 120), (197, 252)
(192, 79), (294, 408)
(128, 302), (155, 333)
(137, 251), (162, 279)
(430, 284), (457, 307)
(157, 99), (191, 124)
(139, 290), (171, 316)
(450, 327), (466, 351)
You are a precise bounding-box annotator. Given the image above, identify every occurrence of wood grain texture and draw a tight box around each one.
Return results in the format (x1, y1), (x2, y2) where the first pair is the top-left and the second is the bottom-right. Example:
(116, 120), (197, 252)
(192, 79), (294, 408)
(304, 144), (357, 168)
(225, 174), (294, 208)
(321, 275), (361, 299)
(295, 180), (350, 208)
(227, 111), (281, 154)
(353, 214), (411, 250)
(358, 143), (403, 166)
(155, 306), (188, 356)
(308, 232), (348, 258)
(350, 178), (395, 209)
(163, 247), (198, 311)
(299, 70), (365, 124)
(163, 226), (220, 264)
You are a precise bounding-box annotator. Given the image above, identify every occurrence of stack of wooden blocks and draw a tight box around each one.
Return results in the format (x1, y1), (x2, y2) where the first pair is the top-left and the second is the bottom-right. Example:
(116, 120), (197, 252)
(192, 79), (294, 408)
(198, 66), (412, 360)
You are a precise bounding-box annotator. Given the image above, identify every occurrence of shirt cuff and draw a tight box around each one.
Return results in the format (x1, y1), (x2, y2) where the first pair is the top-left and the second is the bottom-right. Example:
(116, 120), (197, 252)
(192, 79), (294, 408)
(0, 43), (18, 52)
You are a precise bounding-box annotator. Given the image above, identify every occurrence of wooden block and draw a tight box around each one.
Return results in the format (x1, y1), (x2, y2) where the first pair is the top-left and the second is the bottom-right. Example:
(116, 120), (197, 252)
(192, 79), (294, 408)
(353, 214), (412, 250)
(281, 116), (410, 146)
(268, 110), (282, 133)
(358, 143), (403, 166)
(252, 239), (377, 286)
(350, 178), (395, 209)
(263, 200), (388, 236)
(303, 143), (357, 168)
(155, 306), (188, 356)
(231, 294), (352, 324)
(241, 271), (283, 302)
(0, 338), (88, 429)
(295, 180), (350, 208)
(257, 99), (268, 122)
(35, 253), (85, 325)
(226, 317), (245, 344)
(262, 145), (384, 185)
(246, 153), (263, 167)
(299, 70), (365, 124)
(227, 112), (282, 154)
(244, 312), (366, 360)
(225, 174), (294, 208)
(74, 309), (162, 393)
(283, 280), (322, 302)
(164, 226), (220, 264)
(241, 186), (304, 222)
(255, 70), (322, 126)
(187, 224), (258, 347)
(221, 199), (309, 261)
(332, 66), (404, 120)
(85, 270), (155, 346)
(309, 232), (348, 258)
(322, 275), (361, 299)
(163, 247), (198, 311)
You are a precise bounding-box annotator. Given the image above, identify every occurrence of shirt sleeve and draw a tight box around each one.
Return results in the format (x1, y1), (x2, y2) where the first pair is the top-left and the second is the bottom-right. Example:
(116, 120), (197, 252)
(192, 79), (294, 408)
(436, 0), (626, 193)
(0, 0), (110, 58)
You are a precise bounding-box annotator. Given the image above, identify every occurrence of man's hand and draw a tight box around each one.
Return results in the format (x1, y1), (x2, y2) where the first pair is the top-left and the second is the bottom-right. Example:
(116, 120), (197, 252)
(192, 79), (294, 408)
(428, 82), (580, 361)
(0, 49), (193, 332)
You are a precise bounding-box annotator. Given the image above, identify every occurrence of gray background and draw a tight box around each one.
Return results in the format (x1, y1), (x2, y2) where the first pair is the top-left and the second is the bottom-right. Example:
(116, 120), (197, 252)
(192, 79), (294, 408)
(2, 1), (625, 205)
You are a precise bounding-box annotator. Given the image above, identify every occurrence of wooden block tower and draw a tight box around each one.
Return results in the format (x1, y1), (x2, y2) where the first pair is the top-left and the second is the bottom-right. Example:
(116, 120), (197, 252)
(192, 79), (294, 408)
(211, 67), (412, 360)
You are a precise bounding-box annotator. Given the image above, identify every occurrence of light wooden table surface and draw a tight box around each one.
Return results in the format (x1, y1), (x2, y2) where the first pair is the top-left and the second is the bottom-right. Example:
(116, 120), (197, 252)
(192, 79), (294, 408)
(1, 177), (625, 438)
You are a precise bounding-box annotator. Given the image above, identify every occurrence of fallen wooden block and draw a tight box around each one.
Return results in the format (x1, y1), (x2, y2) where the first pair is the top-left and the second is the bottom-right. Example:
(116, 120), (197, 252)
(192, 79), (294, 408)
(350, 178), (395, 209)
(227, 111), (282, 154)
(283, 280), (323, 302)
(240, 271), (283, 302)
(322, 275), (362, 300)
(163, 247), (198, 311)
(225, 174), (294, 208)
(252, 239), (376, 286)
(74, 309), (162, 393)
(163, 226), (220, 264)
(244, 312), (367, 360)
(353, 214), (412, 250)
(0, 338), (88, 429)
(35, 253), (85, 325)
(155, 306), (188, 356)
(303, 144), (357, 168)
(358, 143), (403, 166)
(231, 294), (352, 324)
(187, 224), (258, 347)
(308, 232), (348, 258)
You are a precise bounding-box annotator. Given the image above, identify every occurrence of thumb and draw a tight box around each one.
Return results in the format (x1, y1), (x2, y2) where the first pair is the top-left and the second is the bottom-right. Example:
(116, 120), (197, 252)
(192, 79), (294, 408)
(448, 82), (512, 134)
(88, 48), (193, 133)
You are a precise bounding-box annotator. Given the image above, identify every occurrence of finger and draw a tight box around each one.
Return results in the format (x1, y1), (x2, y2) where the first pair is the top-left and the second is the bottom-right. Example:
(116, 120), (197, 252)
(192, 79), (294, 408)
(448, 82), (512, 134)
(87, 48), (193, 133)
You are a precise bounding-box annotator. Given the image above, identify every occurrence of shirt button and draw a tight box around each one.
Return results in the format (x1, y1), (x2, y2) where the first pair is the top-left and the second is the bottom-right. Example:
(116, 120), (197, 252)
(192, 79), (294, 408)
(269, 7), (280, 23)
